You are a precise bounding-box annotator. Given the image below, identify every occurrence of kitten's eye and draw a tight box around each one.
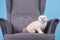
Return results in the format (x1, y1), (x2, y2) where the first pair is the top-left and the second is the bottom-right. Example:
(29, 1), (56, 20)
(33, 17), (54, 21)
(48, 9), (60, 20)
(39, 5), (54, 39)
(40, 17), (42, 19)
(44, 17), (45, 18)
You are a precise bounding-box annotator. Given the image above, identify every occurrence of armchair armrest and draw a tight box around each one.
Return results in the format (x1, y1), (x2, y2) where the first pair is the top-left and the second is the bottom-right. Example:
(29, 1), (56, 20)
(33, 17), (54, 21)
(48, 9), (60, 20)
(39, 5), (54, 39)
(44, 18), (60, 34)
(0, 18), (12, 35)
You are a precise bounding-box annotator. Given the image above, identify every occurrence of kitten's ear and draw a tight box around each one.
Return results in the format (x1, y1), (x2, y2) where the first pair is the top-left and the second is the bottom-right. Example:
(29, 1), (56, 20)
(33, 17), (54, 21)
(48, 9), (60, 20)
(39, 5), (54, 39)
(45, 16), (48, 21)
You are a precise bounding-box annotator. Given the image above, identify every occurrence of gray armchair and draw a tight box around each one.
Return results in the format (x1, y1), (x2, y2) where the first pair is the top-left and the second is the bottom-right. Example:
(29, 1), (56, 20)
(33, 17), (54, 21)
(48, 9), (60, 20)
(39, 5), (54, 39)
(0, 0), (59, 40)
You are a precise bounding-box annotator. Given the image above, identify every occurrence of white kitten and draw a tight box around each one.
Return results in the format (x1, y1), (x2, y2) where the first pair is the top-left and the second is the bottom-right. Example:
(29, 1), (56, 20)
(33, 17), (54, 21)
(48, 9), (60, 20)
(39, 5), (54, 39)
(23, 15), (48, 34)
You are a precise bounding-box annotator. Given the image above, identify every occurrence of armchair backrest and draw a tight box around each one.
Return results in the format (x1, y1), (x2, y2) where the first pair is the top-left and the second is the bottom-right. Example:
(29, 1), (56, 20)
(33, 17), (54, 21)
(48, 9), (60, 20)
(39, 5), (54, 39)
(6, 0), (46, 33)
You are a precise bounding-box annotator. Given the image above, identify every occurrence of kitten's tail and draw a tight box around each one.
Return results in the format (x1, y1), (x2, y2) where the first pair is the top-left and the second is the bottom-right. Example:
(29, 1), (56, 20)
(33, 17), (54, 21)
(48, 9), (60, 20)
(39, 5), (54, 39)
(22, 28), (28, 33)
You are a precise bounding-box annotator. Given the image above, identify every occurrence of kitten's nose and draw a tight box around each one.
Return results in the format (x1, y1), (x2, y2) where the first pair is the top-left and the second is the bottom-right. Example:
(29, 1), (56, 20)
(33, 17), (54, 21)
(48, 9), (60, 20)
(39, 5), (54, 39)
(42, 19), (44, 20)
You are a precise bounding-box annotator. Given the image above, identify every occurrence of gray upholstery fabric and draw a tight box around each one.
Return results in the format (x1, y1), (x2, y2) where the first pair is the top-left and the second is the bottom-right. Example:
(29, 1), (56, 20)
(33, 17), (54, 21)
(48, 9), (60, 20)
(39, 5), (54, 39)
(4, 33), (54, 40)
(6, 0), (46, 16)
(6, 0), (46, 22)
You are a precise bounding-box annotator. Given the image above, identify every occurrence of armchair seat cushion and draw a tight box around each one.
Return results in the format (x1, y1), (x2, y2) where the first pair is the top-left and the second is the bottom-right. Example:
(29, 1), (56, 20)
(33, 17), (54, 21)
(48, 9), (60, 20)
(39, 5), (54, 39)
(4, 33), (54, 40)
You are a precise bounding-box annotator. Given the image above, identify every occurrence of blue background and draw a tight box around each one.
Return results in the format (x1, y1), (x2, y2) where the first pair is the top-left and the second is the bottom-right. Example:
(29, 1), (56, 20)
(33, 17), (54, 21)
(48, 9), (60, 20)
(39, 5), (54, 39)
(55, 23), (60, 40)
(0, 0), (60, 40)
(44, 0), (60, 19)
(0, 0), (7, 40)
(0, 27), (4, 40)
(0, 0), (7, 19)
(44, 0), (60, 40)
(44, 0), (60, 20)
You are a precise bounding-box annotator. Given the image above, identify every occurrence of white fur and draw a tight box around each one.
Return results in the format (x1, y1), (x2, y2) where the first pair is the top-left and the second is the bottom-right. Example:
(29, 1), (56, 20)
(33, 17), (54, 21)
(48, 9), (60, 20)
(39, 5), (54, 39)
(23, 15), (48, 34)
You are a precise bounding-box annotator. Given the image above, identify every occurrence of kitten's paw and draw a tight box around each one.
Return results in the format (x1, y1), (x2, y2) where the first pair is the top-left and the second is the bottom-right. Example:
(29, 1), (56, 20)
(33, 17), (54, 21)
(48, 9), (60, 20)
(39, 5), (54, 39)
(39, 32), (44, 34)
(32, 31), (35, 33)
